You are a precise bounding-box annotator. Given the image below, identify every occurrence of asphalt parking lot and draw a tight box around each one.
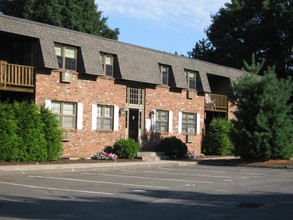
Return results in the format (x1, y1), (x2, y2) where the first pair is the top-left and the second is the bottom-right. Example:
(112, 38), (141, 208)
(0, 165), (293, 220)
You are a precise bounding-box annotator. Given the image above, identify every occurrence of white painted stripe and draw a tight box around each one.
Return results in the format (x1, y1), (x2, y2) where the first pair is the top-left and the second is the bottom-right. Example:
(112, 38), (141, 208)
(143, 170), (232, 179)
(29, 176), (170, 189)
(160, 167), (226, 174)
(0, 181), (114, 196)
(85, 173), (214, 184)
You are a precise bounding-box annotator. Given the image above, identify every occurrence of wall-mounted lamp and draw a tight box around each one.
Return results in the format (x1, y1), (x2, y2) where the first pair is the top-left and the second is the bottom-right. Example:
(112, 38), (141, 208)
(119, 107), (126, 116)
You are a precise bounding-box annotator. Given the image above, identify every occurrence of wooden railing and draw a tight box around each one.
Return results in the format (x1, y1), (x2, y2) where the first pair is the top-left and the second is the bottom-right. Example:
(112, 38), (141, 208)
(0, 61), (34, 92)
(205, 93), (228, 112)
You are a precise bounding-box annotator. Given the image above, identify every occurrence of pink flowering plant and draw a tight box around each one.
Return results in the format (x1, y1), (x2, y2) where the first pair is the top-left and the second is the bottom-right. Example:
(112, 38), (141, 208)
(91, 150), (117, 161)
(187, 150), (199, 158)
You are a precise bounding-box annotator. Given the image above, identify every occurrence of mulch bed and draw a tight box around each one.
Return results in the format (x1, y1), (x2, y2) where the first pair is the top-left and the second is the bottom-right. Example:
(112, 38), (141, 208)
(0, 158), (143, 166)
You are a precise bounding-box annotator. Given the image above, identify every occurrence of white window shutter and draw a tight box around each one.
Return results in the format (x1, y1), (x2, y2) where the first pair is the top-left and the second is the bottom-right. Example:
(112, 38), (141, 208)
(150, 109), (156, 132)
(113, 106), (119, 131)
(44, 100), (51, 110)
(178, 112), (182, 134)
(196, 113), (201, 134)
(168, 111), (173, 133)
(91, 104), (97, 130)
(77, 103), (83, 130)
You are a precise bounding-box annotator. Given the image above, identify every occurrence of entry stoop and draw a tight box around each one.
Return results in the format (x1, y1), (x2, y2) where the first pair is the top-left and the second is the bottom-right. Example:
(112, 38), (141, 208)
(137, 152), (170, 161)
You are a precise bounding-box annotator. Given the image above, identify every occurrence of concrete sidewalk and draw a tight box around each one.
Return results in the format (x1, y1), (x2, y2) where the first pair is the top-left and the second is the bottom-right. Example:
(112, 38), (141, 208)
(1, 157), (292, 177)
(0, 160), (199, 177)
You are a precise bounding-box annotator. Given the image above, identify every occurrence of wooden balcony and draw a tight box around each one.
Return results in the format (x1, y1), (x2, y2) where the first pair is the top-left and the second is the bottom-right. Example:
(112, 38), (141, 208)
(0, 61), (34, 93)
(205, 93), (228, 112)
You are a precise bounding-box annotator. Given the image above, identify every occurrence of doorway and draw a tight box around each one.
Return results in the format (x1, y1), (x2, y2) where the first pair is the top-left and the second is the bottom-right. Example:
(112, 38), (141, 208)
(128, 108), (139, 142)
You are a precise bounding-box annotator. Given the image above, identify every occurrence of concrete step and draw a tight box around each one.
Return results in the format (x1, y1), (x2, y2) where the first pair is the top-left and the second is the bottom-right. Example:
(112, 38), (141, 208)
(137, 152), (169, 161)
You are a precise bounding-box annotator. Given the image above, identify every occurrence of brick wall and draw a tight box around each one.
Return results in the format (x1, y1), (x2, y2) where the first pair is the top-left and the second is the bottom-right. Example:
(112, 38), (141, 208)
(144, 86), (205, 154)
(35, 70), (126, 158)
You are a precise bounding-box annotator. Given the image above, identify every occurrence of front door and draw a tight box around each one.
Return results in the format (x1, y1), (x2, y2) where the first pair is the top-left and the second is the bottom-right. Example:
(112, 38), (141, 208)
(128, 108), (139, 142)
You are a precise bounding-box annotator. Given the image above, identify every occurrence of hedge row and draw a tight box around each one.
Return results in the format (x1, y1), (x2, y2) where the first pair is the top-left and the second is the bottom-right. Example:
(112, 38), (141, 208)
(0, 101), (63, 162)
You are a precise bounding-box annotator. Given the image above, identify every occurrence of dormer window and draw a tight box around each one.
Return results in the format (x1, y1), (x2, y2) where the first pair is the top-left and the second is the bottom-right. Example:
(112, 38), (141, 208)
(186, 70), (196, 90)
(55, 44), (77, 71)
(160, 65), (169, 85)
(100, 52), (114, 76)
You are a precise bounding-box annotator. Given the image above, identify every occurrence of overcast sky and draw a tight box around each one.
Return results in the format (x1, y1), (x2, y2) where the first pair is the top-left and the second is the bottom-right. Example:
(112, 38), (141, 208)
(96, 0), (228, 55)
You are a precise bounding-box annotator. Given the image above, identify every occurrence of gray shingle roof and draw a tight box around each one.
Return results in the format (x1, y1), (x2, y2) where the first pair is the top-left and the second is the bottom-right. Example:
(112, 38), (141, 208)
(0, 14), (246, 92)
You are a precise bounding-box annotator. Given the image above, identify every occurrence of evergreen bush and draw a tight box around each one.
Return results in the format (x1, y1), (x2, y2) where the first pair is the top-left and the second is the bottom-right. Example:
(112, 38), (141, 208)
(113, 139), (140, 159)
(40, 105), (63, 161)
(202, 118), (234, 156)
(0, 102), (19, 162)
(232, 58), (293, 159)
(13, 101), (47, 162)
(157, 136), (187, 158)
(0, 101), (64, 162)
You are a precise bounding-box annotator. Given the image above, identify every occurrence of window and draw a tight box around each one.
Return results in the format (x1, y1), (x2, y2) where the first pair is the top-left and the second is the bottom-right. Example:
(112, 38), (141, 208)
(186, 70), (196, 89)
(156, 110), (169, 132)
(126, 87), (144, 106)
(160, 65), (169, 85)
(51, 101), (77, 129)
(100, 52), (114, 76)
(55, 44), (77, 71)
(97, 105), (113, 130)
(182, 113), (196, 133)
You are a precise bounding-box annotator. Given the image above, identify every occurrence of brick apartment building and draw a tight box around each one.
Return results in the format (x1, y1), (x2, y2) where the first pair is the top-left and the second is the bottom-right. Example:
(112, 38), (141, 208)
(0, 15), (245, 158)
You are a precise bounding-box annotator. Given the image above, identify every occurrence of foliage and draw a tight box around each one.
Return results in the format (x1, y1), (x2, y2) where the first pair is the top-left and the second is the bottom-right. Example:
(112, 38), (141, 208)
(232, 57), (293, 159)
(202, 118), (234, 156)
(156, 136), (187, 158)
(0, 101), (64, 162)
(113, 139), (140, 159)
(0, 102), (19, 162)
(91, 150), (117, 161)
(39, 105), (63, 161)
(189, 0), (293, 79)
(0, 0), (119, 40)
(187, 150), (200, 158)
(13, 101), (47, 162)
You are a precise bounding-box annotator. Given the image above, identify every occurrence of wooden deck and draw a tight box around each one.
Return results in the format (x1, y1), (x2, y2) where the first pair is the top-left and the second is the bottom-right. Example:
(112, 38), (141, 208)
(0, 61), (34, 93)
(205, 93), (228, 112)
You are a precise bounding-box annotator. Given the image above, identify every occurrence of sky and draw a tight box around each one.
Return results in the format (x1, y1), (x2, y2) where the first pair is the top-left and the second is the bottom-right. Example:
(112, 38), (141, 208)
(95, 0), (228, 56)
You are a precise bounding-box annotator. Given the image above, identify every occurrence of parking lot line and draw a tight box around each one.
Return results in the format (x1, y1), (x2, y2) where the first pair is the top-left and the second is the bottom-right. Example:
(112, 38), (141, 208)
(0, 181), (114, 196)
(29, 176), (170, 189)
(160, 167), (226, 174)
(83, 173), (214, 184)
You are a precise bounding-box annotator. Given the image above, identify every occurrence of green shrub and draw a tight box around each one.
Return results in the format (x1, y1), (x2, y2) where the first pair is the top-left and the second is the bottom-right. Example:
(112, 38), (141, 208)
(113, 139), (140, 159)
(202, 118), (234, 156)
(13, 101), (47, 162)
(157, 136), (187, 158)
(0, 101), (64, 162)
(0, 102), (20, 162)
(40, 105), (63, 161)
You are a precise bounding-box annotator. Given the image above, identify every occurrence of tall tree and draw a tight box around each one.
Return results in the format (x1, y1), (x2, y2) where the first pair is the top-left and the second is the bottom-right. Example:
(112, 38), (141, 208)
(0, 0), (119, 40)
(189, 0), (293, 79)
(232, 57), (293, 159)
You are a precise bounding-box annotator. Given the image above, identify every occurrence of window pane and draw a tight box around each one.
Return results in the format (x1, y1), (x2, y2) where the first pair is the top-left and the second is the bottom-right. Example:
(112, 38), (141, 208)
(105, 65), (113, 76)
(97, 118), (102, 129)
(105, 55), (113, 65)
(63, 103), (75, 115)
(55, 45), (62, 56)
(65, 57), (77, 70)
(104, 107), (111, 117)
(104, 118), (112, 130)
(57, 56), (63, 68)
(51, 102), (61, 114)
(65, 47), (76, 59)
(63, 116), (75, 128)
(97, 106), (102, 117)
(189, 80), (196, 89)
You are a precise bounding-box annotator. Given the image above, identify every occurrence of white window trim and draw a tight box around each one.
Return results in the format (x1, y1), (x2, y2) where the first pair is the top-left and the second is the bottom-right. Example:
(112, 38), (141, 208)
(196, 113), (201, 134)
(91, 104), (97, 130)
(168, 111), (173, 133)
(178, 112), (182, 134)
(45, 100), (52, 110)
(113, 105), (119, 131)
(77, 103), (83, 130)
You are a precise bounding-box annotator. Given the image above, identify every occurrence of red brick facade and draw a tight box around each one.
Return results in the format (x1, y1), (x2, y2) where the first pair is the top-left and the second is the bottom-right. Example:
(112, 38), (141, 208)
(35, 69), (206, 158)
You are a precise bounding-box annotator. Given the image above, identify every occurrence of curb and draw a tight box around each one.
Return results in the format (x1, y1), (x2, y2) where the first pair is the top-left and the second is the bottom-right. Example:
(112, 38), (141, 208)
(0, 161), (199, 177)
